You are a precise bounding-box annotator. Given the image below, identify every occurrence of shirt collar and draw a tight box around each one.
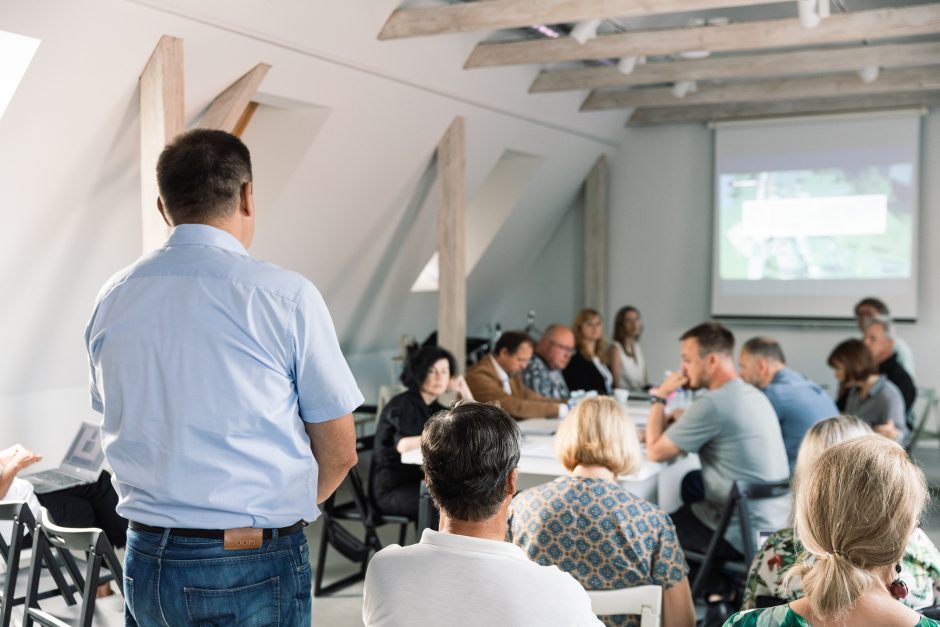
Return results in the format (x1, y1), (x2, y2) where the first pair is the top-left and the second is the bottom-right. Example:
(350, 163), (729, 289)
(165, 224), (249, 257)
(419, 529), (526, 560)
(490, 355), (510, 382)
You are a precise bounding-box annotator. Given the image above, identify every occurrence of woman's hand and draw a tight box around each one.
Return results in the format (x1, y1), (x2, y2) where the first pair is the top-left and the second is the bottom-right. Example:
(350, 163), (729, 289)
(449, 375), (474, 401)
(874, 422), (899, 441)
(0, 444), (42, 476)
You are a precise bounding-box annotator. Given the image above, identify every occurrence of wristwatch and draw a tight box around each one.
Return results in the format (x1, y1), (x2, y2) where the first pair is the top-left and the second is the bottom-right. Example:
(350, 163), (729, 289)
(649, 395), (667, 405)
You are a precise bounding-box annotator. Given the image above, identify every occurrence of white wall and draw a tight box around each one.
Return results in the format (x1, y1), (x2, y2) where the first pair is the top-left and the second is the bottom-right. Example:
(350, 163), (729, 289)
(607, 111), (940, 394)
(0, 0), (624, 453)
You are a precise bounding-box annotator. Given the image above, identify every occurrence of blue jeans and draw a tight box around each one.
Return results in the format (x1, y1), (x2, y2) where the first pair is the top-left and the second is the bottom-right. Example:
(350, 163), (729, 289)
(124, 527), (311, 626)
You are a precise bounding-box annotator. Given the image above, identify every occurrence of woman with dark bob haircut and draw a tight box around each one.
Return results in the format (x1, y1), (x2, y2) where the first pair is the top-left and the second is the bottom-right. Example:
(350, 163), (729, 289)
(370, 345), (473, 520)
(827, 338), (907, 442)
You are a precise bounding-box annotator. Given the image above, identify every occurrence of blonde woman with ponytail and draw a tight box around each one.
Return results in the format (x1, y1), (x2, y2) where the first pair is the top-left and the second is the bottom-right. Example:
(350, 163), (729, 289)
(739, 417), (940, 612)
(725, 435), (939, 626)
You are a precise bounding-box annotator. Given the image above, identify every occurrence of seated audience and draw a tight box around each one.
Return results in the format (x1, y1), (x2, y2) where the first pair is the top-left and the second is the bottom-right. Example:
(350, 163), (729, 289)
(645, 323), (789, 579)
(371, 346), (471, 520)
(521, 323), (575, 400)
(738, 337), (838, 473)
(363, 403), (602, 627)
(508, 397), (695, 627)
(606, 305), (648, 391)
(741, 416), (940, 611)
(726, 435), (938, 626)
(1, 442), (127, 597)
(827, 339), (907, 442)
(563, 308), (613, 395)
(863, 315), (916, 414)
(854, 296), (916, 378)
(465, 331), (565, 419)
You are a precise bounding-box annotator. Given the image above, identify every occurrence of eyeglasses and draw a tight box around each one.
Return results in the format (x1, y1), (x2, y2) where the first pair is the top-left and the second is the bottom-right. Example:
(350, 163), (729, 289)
(549, 341), (576, 355)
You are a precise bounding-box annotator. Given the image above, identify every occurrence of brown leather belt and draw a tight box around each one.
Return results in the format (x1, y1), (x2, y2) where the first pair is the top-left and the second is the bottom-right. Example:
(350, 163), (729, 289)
(129, 520), (306, 540)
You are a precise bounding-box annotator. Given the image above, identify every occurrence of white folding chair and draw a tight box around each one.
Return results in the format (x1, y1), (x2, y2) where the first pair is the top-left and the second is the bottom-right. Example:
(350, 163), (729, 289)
(587, 585), (663, 627)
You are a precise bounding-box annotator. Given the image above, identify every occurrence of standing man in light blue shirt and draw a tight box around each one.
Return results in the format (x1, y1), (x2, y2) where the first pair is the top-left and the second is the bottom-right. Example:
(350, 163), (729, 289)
(738, 337), (838, 473)
(85, 129), (362, 625)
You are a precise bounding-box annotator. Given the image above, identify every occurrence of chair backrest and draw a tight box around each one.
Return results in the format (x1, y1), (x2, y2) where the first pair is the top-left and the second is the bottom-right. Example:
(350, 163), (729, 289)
(906, 387), (938, 451)
(24, 508), (123, 627)
(0, 501), (79, 627)
(734, 479), (791, 564)
(587, 586), (662, 627)
(375, 384), (407, 429)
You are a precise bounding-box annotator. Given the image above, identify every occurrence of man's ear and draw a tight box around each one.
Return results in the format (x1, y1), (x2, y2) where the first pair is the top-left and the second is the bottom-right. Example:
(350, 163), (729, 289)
(506, 468), (518, 497)
(157, 197), (172, 227)
(240, 181), (254, 218)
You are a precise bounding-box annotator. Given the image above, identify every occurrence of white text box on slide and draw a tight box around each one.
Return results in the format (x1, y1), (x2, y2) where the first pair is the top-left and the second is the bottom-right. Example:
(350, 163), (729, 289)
(741, 194), (887, 238)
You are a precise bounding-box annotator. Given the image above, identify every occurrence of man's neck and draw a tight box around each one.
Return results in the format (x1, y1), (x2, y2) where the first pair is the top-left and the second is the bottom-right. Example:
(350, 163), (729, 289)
(763, 363), (785, 387)
(708, 363), (738, 390)
(438, 511), (508, 542)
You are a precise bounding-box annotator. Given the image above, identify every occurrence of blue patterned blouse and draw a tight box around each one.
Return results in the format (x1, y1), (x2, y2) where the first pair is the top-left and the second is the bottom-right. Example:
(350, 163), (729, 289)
(508, 476), (689, 627)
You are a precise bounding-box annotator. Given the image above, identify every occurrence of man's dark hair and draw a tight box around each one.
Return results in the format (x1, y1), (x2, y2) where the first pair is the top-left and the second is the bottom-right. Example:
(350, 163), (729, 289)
(827, 339), (877, 382)
(854, 297), (889, 316)
(421, 402), (520, 522)
(494, 331), (534, 356)
(742, 337), (786, 364)
(680, 322), (735, 357)
(156, 129), (253, 225)
(400, 346), (457, 392)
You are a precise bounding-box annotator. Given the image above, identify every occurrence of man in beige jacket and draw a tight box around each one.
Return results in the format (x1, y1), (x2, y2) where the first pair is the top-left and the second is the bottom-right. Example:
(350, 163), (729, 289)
(465, 331), (565, 419)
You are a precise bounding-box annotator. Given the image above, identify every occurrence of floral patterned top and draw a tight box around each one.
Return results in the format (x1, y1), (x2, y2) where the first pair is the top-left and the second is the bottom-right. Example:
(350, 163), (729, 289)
(508, 476), (689, 627)
(724, 605), (940, 626)
(742, 527), (940, 610)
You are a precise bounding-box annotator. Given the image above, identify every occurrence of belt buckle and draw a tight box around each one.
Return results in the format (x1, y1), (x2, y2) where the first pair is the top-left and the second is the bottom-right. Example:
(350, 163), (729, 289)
(223, 528), (263, 550)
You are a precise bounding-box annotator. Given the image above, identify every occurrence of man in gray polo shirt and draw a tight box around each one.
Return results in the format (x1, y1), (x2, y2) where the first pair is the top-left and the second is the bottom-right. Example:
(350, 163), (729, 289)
(646, 322), (789, 566)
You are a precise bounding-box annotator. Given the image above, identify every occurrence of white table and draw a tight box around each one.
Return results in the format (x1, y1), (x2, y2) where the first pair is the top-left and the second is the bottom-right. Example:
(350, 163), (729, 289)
(401, 403), (700, 512)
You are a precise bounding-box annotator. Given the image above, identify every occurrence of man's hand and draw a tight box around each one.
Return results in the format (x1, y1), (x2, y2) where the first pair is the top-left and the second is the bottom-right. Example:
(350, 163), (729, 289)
(874, 422), (898, 441)
(656, 370), (689, 398)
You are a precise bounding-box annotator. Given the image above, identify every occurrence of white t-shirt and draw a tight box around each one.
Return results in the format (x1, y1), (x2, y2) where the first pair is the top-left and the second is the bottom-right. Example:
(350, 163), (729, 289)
(1, 477), (41, 545)
(363, 529), (603, 627)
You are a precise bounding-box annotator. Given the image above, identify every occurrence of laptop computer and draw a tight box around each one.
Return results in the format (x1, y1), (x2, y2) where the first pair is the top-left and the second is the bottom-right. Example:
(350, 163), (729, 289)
(22, 422), (105, 494)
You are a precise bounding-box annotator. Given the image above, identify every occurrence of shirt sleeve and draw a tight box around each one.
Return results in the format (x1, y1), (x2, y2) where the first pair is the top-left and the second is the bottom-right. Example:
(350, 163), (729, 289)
(650, 510), (689, 589)
(292, 283), (364, 423)
(84, 306), (104, 414)
(664, 396), (721, 454)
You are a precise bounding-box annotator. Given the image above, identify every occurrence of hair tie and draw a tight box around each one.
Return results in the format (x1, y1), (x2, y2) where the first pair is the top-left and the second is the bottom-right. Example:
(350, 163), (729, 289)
(823, 550), (850, 561)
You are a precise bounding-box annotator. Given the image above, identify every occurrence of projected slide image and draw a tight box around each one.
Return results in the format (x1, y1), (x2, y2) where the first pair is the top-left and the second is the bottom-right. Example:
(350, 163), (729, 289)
(719, 165), (914, 281)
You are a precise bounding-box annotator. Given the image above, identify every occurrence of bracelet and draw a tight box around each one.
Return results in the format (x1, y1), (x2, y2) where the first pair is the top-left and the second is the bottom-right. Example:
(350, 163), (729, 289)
(649, 395), (667, 405)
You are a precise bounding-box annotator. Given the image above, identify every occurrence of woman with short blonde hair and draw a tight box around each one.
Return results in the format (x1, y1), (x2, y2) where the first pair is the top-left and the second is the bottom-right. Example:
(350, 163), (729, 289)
(509, 397), (695, 627)
(728, 435), (940, 626)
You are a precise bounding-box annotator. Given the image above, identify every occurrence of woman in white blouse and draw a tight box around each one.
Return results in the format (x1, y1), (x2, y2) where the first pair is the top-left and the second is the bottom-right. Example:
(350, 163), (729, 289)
(607, 305), (648, 391)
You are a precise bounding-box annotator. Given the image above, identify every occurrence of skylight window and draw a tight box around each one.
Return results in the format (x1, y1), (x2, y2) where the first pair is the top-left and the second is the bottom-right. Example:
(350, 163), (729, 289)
(0, 30), (41, 122)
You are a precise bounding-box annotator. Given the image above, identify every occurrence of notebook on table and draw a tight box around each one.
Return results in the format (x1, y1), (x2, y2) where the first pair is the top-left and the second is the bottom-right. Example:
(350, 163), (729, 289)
(22, 422), (105, 494)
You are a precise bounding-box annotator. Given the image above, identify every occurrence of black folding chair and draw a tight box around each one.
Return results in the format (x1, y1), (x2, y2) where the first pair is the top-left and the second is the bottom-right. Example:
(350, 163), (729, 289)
(313, 435), (410, 596)
(23, 507), (123, 627)
(0, 502), (81, 627)
(688, 479), (790, 600)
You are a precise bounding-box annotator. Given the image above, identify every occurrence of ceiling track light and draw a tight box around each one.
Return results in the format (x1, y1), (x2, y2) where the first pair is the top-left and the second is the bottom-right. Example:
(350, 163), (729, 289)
(858, 65), (880, 83)
(617, 56), (638, 75)
(570, 19), (601, 45)
(672, 80), (698, 99)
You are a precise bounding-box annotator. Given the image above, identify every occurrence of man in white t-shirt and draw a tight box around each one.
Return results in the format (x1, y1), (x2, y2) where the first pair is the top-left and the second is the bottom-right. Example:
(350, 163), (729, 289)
(363, 402), (602, 627)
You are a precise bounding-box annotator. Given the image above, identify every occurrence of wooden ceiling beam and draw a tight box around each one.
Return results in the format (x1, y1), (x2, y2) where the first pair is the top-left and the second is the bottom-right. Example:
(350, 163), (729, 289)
(531, 41), (940, 92)
(466, 5), (940, 68)
(198, 63), (270, 133)
(582, 66), (940, 110)
(378, 0), (782, 40)
(627, 90), (940, 126)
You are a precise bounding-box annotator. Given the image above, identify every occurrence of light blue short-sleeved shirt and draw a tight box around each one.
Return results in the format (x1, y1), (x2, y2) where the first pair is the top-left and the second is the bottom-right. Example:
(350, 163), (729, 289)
(85, 224), (363, 528)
